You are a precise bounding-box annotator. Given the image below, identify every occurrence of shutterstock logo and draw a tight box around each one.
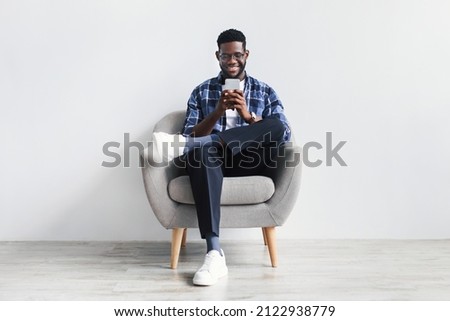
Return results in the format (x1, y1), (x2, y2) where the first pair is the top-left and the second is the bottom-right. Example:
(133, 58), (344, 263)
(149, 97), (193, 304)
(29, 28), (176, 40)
(303, 132), (347, 167)
(101, 132), (348, 168)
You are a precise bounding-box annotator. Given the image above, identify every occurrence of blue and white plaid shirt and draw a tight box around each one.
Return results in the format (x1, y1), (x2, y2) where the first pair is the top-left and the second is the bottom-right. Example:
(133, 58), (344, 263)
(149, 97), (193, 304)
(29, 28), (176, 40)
(182, 73), (291, 142)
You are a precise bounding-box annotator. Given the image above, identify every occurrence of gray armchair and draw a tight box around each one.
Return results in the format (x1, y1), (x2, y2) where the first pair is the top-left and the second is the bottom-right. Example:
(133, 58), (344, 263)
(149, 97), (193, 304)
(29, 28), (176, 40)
(141, 110), (302, 269)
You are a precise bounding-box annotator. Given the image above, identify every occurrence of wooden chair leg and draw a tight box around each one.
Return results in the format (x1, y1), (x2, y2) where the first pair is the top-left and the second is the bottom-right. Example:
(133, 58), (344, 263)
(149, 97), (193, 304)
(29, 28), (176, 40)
(263, 227), (278, 267)
(181, 228), (187, 248)
(262, 227), (267, 246)
(171, 228), (185, 269)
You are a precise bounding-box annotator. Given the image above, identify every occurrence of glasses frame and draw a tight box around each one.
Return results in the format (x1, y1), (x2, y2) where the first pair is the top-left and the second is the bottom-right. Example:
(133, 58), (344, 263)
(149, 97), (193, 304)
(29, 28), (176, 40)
(218, 52), (247, 62)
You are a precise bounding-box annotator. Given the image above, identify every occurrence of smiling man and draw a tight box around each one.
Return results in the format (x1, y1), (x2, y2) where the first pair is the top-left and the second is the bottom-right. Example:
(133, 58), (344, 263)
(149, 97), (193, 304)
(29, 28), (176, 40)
(171, 29), (291, 286)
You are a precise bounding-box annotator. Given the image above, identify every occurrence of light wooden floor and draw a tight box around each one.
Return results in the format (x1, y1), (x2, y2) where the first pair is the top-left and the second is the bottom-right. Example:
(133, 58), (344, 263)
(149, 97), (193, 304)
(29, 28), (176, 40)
(0, 240), (449, 301)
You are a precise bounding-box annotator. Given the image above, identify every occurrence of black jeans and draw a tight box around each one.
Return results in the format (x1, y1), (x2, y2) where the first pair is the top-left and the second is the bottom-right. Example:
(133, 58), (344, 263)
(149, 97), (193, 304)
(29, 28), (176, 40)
(185, 117), (285, 238)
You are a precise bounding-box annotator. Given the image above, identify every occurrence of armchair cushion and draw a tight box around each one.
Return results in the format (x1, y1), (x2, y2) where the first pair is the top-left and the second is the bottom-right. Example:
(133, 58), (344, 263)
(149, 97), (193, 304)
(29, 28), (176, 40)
(168, 175), (275, 205)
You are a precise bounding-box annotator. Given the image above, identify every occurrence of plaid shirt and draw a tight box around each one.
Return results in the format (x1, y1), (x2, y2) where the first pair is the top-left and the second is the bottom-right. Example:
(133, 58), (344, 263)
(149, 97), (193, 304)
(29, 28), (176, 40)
(182, 73), (291, 141)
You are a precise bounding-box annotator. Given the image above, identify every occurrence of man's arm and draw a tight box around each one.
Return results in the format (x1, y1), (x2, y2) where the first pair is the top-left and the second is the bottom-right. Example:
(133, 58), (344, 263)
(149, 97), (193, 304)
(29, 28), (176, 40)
(190, 109), (222, 137)
(186, 90), (244, 137)
(263, 87), (291, 141)
(182, 89), (206, 137)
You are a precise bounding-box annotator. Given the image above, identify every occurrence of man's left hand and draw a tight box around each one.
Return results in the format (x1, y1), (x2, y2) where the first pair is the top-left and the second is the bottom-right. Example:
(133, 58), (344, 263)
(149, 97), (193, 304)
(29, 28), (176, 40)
(225, 90), (253, 122)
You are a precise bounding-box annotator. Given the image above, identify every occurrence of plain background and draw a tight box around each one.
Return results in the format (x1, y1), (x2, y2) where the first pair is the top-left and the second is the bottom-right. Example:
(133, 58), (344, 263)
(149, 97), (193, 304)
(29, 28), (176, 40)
(1, 0), (449, 242)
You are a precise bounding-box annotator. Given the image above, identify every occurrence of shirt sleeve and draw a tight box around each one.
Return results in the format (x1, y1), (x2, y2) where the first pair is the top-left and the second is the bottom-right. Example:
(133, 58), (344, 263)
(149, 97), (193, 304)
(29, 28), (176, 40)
(264, 87), (291, 142)
(182, 88), (202, 137)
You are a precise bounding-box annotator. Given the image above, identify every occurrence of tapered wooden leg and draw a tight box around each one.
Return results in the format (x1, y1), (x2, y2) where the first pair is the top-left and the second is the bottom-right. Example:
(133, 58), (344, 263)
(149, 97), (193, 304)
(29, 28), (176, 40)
(171, 228), (185, 269)
(262, 227), (267, 246)
(181, 228), (187, 248)
(263, 227), (278, 267)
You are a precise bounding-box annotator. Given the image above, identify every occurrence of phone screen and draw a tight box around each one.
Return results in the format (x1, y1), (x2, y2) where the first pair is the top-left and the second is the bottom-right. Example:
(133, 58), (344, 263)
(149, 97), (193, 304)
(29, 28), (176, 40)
(223, 78), (240, 90)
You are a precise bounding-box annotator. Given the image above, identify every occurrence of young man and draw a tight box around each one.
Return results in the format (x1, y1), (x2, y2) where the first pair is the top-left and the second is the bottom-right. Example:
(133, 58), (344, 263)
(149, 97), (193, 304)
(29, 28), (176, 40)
(153, 29), (290, 286)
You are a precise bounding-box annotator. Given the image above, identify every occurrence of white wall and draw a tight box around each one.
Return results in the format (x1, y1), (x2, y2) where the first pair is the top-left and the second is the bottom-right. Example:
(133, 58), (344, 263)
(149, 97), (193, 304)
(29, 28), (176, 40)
(1, 0), (449, 241)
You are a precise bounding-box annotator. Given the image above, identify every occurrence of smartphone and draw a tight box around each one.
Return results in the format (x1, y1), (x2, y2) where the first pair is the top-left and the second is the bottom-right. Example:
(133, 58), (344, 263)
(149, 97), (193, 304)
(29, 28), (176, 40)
(223, 78), (240, 91)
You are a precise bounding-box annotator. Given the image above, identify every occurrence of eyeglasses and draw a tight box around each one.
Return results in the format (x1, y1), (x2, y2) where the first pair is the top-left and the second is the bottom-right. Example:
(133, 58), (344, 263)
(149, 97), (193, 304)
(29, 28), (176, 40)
(219, 52), (246, 61)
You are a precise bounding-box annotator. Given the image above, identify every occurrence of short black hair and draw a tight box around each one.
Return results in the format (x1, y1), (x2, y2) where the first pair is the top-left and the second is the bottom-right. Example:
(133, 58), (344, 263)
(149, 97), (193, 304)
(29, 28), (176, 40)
(217, 29), (246, 50)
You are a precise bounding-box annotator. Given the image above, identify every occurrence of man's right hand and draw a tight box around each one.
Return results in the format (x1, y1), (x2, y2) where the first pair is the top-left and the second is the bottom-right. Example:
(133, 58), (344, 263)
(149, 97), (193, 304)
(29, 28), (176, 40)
(191, 91), (232, 136)
(216, 90), (233, 114)
(191, 90), (246, 136)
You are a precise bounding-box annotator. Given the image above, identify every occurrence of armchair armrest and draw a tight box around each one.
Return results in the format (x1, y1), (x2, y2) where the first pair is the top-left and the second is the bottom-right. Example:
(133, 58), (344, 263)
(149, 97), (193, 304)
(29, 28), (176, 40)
(263, 143), (302, 226)
(140, 142), (186, 228)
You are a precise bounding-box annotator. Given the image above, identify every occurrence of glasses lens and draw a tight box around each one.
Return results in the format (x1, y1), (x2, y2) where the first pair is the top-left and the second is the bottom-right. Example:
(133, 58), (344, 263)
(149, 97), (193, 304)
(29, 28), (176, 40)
(220, 53), (244, 61)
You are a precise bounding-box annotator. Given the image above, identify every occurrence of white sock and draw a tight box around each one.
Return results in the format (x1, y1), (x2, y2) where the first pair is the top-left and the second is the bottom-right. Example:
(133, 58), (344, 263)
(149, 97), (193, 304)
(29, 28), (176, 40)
(152, 132), (187, 162)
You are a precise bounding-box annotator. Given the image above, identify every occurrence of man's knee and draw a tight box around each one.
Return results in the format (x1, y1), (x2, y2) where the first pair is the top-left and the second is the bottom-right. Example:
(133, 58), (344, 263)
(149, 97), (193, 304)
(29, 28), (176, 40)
(261, 117), (285, 142)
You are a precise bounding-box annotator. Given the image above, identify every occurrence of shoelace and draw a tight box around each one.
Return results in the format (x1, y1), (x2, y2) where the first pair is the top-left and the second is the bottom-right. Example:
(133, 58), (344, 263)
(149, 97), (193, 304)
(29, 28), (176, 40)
(198, 253), (217, 271)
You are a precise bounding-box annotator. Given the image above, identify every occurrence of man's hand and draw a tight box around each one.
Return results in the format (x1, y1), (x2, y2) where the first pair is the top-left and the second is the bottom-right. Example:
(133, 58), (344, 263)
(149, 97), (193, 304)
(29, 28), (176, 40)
(217, 90), (253, 122)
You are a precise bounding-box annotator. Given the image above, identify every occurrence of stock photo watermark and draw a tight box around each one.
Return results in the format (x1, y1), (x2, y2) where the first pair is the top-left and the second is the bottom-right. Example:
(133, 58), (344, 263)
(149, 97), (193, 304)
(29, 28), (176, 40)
(101, 132), (348, 169)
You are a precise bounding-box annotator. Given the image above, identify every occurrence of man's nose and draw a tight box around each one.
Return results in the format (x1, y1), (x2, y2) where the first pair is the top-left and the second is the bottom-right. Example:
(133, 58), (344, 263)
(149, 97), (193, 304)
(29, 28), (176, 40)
(228, 56), (238, 63)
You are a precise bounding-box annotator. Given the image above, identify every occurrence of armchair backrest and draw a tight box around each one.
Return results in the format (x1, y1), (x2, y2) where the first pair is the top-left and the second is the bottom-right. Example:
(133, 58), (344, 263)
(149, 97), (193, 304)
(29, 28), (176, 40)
(153, 110), (186, 134)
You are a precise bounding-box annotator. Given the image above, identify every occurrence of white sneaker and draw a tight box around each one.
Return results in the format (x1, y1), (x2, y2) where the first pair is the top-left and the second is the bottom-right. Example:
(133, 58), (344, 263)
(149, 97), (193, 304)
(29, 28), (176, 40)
(193, 250), (228, 286)
(151, 132), (186, 162)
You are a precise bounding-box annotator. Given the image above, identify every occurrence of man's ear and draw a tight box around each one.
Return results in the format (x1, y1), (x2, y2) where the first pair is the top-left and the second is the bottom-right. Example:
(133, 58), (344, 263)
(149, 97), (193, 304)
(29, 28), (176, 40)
(245, 50), (250, 58)
(215, 51), (220, 61)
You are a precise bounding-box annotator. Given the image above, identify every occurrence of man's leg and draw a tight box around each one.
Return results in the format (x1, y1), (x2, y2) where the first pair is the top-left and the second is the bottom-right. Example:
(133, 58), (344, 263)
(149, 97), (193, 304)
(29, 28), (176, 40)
(217, 117), (285, 157)
(185, 141), (228, 286)
(185, 141), (224, 239)
(185, 117), (285, 286)
(186, 118), (284, 237)
(223, 119), (285, 178)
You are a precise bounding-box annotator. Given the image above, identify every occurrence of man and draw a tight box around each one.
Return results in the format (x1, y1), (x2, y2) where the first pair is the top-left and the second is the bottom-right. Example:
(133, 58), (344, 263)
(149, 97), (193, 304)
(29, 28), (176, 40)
(153, 29), (290, 286)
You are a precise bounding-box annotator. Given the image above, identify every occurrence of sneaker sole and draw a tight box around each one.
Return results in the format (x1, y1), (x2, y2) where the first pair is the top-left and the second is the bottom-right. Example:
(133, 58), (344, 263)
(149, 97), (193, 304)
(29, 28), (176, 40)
(193, 268), (228, 286)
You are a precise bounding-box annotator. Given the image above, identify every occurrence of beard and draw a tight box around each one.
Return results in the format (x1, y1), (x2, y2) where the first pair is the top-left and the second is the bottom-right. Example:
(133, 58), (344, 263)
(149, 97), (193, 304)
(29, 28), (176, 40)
(220, 61), (246, 79)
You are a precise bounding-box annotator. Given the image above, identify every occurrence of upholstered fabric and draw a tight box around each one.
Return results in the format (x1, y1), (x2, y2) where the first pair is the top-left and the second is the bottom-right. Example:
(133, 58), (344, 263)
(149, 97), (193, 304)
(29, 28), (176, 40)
(168, 175), (275, 205)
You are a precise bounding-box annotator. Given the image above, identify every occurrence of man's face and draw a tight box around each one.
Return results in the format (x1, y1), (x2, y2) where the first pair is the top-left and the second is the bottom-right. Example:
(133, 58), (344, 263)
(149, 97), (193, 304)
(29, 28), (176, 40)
(216, 41), (249, 80)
